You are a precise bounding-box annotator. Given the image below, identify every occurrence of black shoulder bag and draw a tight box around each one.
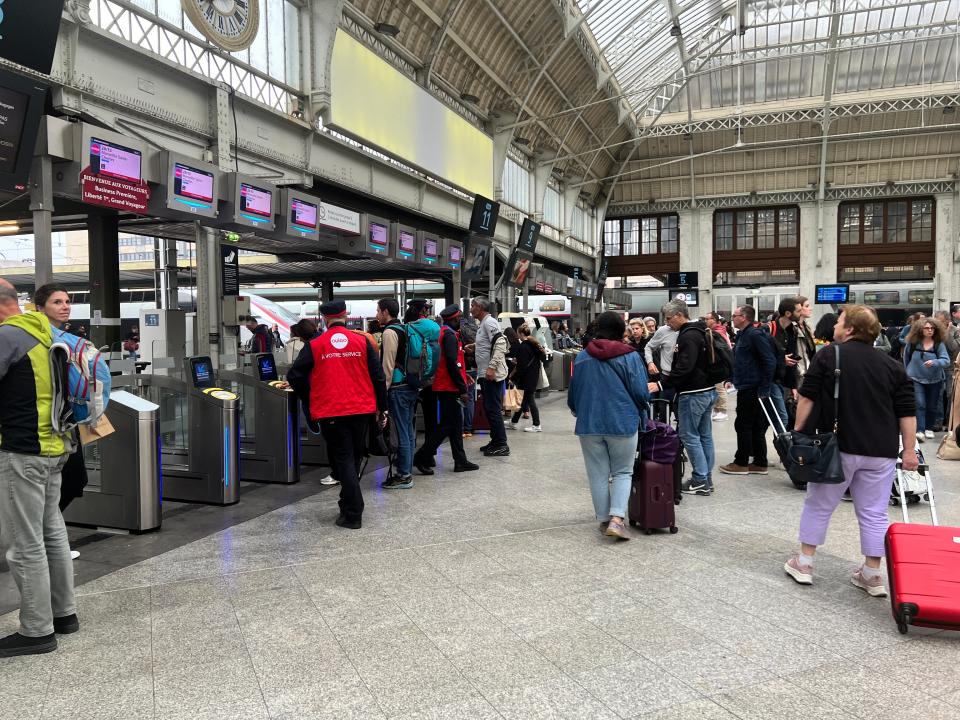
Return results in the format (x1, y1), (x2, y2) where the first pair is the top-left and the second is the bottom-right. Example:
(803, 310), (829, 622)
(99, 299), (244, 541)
(787, 343), (845, 485)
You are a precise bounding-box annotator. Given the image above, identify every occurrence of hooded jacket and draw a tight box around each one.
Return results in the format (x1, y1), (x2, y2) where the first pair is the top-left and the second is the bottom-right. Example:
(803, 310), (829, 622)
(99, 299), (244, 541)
(567, 339), (650, 436)
(0, 312), (70, 456)
(659, 320), (715, 395)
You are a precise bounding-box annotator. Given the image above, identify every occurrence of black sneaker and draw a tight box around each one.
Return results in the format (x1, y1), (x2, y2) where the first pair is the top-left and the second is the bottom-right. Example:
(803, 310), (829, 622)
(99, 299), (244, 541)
(383, 475), (413, 489)
(53, 614), (80, 635)
(681, 480), (711, 496)
(335, 516), (362, 530)
(453, 461), (480, 472)
(478, 442), (492, 453)
(0, 632), (57, 657)
(483, 445), (510, 457)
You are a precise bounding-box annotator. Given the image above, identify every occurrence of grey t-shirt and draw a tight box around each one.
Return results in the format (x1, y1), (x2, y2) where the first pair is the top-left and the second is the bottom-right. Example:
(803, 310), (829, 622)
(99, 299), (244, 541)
(644, 325), (679, 375)
(475, 314), (501, 372)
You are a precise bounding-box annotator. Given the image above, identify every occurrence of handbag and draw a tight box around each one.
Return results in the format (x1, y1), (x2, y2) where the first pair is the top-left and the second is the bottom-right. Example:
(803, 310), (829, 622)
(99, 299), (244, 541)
(537, 364), (549, 390)
(786, 343), (844, 485)
(503, 385), (524, 412)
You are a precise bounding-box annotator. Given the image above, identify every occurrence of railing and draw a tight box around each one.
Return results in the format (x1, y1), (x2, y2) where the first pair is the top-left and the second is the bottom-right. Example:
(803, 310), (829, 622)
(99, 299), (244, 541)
(89, 0), (303, 115)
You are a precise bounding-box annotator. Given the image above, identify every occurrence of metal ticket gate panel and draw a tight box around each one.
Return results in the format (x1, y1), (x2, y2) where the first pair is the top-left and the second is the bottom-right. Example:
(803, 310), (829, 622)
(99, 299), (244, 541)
(218, 369), (301, 484)
(64, 390), (162, 533)
(115, 375), (240, 505)
(277, 362), (329, 467)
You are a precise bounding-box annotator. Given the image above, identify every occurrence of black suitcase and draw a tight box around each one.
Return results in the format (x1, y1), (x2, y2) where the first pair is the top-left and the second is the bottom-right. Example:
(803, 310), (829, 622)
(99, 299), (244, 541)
(758, 395), (806, 490)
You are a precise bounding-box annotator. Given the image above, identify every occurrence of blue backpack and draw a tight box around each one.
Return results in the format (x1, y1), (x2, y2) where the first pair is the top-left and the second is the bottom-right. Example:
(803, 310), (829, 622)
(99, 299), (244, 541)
(50, 328), (112, 427)
(402, 320), (441, 389)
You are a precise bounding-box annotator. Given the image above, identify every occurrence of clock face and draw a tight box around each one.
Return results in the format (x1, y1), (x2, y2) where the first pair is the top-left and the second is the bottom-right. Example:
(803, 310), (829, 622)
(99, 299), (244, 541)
(182, 0), (260, 52)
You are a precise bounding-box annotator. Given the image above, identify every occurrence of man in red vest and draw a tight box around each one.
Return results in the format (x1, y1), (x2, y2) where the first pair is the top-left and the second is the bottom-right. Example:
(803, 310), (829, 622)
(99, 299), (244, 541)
(413, 305), (480, 474)
(288, 299), (387, 529)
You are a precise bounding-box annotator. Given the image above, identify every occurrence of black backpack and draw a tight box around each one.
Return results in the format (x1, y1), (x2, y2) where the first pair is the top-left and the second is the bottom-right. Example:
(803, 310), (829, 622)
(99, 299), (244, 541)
(700, 326), (734, 384)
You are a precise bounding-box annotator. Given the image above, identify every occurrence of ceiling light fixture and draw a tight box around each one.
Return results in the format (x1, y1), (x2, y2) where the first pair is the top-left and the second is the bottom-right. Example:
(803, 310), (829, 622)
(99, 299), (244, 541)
(460, 92), (480, 104)
(0, 222), (20, 235)
(374, 22), (400, 38)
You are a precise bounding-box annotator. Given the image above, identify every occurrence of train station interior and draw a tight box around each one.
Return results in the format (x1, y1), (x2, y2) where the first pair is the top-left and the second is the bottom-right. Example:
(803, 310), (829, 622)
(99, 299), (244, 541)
(0, 0), (958, 718)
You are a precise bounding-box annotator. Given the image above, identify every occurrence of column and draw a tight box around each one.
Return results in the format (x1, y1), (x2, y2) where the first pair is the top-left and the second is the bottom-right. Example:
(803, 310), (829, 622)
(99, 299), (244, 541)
(87, 212), (121, 349)
(29, 156), (54, 290)
(800, 199), (838, 322)
(934, 192), (957, 312)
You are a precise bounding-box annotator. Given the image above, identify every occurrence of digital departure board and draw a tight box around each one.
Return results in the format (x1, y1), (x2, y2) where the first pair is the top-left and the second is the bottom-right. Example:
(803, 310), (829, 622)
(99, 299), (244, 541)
(423, 237), (438, 263)
(90, 137), (143, 182)
(398, 230), (415, 257)
(448, 243), (462, 269)
(369, 221), (389, 250)
(173, 163), (214, 205)
(240, 183), (273, 220)
(291, 197), (318, 230)
(815, 284), (850, 304)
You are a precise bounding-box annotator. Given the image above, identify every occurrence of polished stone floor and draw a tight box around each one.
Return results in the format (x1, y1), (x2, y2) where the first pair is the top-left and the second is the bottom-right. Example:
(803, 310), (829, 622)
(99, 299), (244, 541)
(1, 393), (959, 719)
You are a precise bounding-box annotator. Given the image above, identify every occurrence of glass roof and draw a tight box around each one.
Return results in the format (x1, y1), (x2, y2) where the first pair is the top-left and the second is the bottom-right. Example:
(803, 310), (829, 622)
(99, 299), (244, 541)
(576, 0), (960, 121)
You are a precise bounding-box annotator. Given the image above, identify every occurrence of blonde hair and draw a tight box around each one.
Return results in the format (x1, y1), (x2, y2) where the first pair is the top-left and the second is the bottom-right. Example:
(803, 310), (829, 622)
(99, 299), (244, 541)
(518, 323), (542, 350)
(628, 318), (647, 339)
(839, 304), (881, 343)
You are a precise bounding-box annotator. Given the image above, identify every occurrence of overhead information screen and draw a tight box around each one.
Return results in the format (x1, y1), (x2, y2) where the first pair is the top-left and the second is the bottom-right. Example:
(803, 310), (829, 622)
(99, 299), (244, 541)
(240, 183), (272, 220)
(398, 230), (415, 258)
(0, 86), (28, 175)
(448, 243), (462, 269)
(423, 236), (438, 264)
(369, 221), (389, 252)
(291, 198), (317, 230)
(815, 284), (850, 304)
(90, 137), (142, 182)
(174, 163), (214, 205)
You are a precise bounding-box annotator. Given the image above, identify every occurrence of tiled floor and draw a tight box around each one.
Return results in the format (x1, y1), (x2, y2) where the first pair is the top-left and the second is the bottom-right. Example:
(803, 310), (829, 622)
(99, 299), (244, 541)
(1, 393), (958, 719)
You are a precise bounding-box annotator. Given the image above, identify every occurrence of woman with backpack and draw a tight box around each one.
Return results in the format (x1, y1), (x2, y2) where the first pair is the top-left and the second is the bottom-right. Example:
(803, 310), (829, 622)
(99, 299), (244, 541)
(903, 316), (951, 441)
(507, 324), (546, 433)
(33, 284), (87, 560)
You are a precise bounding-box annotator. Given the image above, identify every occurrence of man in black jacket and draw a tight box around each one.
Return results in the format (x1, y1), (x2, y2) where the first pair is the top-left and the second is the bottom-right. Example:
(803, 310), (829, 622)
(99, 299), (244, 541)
(764, 298), (801, 429)
(654, 300), (718, 496)
(721, 305), (776, 475)
(413, 305), (480, 474)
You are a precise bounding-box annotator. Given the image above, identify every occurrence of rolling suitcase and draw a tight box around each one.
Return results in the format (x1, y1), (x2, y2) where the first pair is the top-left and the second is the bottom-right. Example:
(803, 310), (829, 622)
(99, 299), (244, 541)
(473, 387), (490, 432)
(758, 395), (806, 490)
(885, 458), (960, 634)
(647, 398), (685, 504)
(628, 459), (678, 535)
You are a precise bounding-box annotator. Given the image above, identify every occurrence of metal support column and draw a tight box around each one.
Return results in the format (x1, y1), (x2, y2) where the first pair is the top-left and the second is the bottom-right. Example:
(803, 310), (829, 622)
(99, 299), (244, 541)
(87, 211), (121, 349)
(442, 275), (454, 306)
(195, 223), (221, 363)
(29, 156), (54, 290)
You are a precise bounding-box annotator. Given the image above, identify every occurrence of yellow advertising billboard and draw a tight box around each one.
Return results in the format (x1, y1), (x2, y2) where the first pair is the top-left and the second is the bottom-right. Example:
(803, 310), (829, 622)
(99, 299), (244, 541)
(330, 32), (494, 198)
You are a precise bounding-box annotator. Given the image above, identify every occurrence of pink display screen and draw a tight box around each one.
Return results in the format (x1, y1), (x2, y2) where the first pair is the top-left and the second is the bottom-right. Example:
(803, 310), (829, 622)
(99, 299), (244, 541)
(90, 137), (142, 182)
(449, 245), (462, 263)
(291, 198), (317, 229)
(240, 183), (272, 218)
(424, 238), (438, 258)
(399, 231), (415, 253)
(173, 163), (214, 203)
(369, 222), (388, 247)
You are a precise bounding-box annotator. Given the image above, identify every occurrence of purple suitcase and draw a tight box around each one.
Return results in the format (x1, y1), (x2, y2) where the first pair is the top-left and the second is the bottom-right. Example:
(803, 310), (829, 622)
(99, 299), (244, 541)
(629, 459), (678, 535)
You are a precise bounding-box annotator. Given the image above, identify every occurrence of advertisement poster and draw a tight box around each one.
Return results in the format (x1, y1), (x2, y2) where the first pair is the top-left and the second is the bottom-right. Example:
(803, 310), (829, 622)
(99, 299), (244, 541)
(508, 252), (532, 288)
(463, 239), (490, 279)
(221, 246), (240, 297)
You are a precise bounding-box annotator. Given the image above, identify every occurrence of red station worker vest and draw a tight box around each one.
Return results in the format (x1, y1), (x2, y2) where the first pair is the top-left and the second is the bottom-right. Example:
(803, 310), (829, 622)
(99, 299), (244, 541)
(307, 326), (376, 419)
(432, 325), (467, 393)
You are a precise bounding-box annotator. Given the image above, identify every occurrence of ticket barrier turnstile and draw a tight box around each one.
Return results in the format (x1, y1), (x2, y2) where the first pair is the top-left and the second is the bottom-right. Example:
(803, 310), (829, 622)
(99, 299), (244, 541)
(63, 390), (162, 533)
(218, 368), (301, 484)
(114, 374), (240, 505)
(277, 360), (330, 467)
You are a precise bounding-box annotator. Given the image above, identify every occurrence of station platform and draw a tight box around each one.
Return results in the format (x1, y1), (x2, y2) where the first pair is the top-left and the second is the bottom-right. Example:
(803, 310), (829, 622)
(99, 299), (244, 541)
(0, 393), (957, 720)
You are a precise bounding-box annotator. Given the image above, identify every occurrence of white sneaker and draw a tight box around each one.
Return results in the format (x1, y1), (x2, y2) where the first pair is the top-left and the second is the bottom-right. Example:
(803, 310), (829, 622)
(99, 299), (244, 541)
(712, 412), (727, 422)
(70, 550), (80, 560)
(508, 421), (519, 430)
(924, 430), (935, 439)
(917, 434), (926, 443)
(319, 475), (339, 486)
(524, 425), (542, 433)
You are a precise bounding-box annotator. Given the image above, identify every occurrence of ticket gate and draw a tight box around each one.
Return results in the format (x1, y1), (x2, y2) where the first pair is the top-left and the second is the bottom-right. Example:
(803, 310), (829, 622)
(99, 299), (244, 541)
(218, 364), (301, 484)
(114, 369), (240, 506)
(276, 359), (330, 467)
(63, 390), (162, 533)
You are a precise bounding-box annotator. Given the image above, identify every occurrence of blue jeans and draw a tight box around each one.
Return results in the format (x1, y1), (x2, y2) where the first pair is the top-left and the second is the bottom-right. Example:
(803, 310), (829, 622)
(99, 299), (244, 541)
(914, 380), (944, 433)
(579, 433), (637, 521)
(769, 384), (789, 430)
(677, 389), (717, 488)
(463, 371), (477, 431)
(389, 385), (420, 476)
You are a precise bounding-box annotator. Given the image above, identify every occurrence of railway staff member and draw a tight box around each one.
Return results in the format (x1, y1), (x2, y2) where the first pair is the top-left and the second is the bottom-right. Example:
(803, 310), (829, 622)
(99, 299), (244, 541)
(287, 299), (387, 530)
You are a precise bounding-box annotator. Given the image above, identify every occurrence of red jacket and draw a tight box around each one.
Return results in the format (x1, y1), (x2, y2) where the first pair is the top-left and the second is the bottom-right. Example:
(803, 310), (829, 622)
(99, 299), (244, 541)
(287, 325), (387, 420)
(432, 325), (467, 393)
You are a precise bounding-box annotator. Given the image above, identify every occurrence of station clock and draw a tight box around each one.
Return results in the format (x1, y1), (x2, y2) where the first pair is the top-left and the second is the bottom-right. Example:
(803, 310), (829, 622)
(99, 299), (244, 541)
(182, 0), (260, 52)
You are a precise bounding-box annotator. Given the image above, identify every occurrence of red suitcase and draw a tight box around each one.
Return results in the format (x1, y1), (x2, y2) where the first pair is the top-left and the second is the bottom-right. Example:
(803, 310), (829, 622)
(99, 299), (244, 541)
(885, 459), (960, 634)
(628, 459), (678, 535)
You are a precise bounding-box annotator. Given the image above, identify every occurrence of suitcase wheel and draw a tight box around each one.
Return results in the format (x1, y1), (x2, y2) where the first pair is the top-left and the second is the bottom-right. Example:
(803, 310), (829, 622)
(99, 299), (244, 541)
(889, 497), (899, 507)
(896, 619), (908, 635)
(669, 526), (678, 534)
(629, 519), (637, 528)
(644, 529), (653, 535)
